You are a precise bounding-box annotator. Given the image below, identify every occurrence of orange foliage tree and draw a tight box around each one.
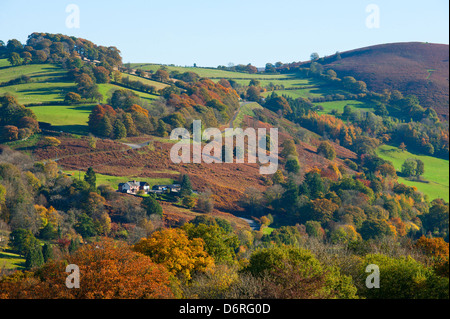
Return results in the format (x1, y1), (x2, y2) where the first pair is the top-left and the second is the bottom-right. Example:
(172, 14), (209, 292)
(0, 239), (176, 299)
(415, 236), (449, 277)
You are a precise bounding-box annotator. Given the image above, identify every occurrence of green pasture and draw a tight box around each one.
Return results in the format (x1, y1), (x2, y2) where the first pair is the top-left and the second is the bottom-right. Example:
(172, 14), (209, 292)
(377, 145), (449, 201)
(0, 249), (26, 270)
(314, 99), (374, 115)
(120, 73), (169, 91)
(63, 169), (175, 190)
(30, 104), (95, 135)
(129, 63), (291, 80)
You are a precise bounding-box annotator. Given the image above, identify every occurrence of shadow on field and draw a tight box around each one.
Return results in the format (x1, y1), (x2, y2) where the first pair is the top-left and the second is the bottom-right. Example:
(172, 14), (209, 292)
(53, 124), (90, 135)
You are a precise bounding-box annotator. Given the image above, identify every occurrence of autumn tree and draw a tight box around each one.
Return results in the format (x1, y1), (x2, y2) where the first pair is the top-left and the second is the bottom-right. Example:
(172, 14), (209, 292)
(93, 66), (110, 83)
(0, 239), (176, 299)
(133, 228), (214, 281)
(64, 92), (82, 104)
(153, 69), (170, 83)
(246, 86), (261, 102)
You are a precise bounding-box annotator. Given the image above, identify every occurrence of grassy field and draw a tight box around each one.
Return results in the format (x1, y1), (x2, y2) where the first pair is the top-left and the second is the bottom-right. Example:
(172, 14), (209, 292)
(0, 63), (76, 105)
(0, 81), (76, 104)
(30, 104), (95, 135)
(63, 169), (175, 190)
(377, 145), (449, 201)
(120, 73), (169, 91)
(0, 250), (25, 270)
(130, 63), (291, 80)
(0, 58), (11, 68)
(314, 99), (374, 115)
(97, 83), (159, 104)
(0, 63), (67, 83)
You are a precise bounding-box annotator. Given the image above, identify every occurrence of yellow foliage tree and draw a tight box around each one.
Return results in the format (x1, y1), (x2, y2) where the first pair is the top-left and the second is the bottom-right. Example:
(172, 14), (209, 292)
(133, 228), (214, 281)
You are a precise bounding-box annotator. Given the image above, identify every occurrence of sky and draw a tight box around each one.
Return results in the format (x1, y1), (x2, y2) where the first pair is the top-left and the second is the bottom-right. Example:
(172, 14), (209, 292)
(1, 0), (448, 67)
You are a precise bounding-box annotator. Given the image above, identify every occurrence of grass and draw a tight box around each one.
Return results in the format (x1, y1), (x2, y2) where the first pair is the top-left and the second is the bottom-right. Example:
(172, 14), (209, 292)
(314, 99), (374, 115)
(97, 83), (159, 104)
(233, 102), (263, 128)
(5, 133), (42, 151)
(0, 81), (76, 104)
(63, 169), (175, 190)
(0, 63), (76, 105)
(0, 249), (25, 270)
(0, 58), (11, 68)
(120, 73), (169, 91)
(29, 104), (95, 135)
(376, 145), (449, 201)
(262, 226), (275, 235)
(0, 63), (67, 83)
(129, 63), (292, 80)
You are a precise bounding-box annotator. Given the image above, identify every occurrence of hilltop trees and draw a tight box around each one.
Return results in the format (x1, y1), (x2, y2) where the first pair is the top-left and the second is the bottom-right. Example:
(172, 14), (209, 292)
(88, 103), (151, 139)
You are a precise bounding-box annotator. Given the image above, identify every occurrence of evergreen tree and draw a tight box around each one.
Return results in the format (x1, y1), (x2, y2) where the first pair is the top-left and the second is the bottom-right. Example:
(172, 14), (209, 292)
(113, 119), (127, 140)
(98, 115), (113, 137)
(285, 156), (300, 174)
(141, 195), (163, 217)
(84, 167), (96, 189)
(156, 119), (167, 137)
(69, 238), (81, 254)
(180, 174), (193, 198)
(25, 244), (44, 270)
(42, 243), (53, 262)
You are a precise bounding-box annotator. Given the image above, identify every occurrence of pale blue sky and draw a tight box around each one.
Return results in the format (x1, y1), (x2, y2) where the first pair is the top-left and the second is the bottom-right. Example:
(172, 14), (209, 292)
(1, 0), (448, 67)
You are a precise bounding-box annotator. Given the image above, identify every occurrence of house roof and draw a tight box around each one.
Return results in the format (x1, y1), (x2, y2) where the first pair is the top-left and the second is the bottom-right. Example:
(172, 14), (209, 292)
(121, 181), (149, 187)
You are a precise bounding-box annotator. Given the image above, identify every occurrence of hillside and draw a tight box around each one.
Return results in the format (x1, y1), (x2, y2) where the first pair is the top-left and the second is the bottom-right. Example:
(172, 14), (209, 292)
(1, 33), (449, 301)
(280, 42), (449, 120)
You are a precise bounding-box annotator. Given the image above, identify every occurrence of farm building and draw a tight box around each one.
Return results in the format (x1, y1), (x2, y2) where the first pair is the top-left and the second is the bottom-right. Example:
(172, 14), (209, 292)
(118, 181), (150, 194)
(149, 184), (181, 194)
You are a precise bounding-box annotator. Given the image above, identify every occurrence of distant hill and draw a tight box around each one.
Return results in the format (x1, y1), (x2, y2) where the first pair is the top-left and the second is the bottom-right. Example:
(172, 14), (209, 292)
(281, 42), (449, 120)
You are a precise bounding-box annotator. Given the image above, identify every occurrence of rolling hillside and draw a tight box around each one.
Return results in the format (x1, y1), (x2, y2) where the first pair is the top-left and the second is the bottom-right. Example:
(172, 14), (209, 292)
(280, 42), (449, 120)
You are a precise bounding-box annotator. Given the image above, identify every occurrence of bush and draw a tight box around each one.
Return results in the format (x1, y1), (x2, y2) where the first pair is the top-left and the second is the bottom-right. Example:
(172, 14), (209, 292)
(41, 136), (61, 147)
(317, 141), (336, 160)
